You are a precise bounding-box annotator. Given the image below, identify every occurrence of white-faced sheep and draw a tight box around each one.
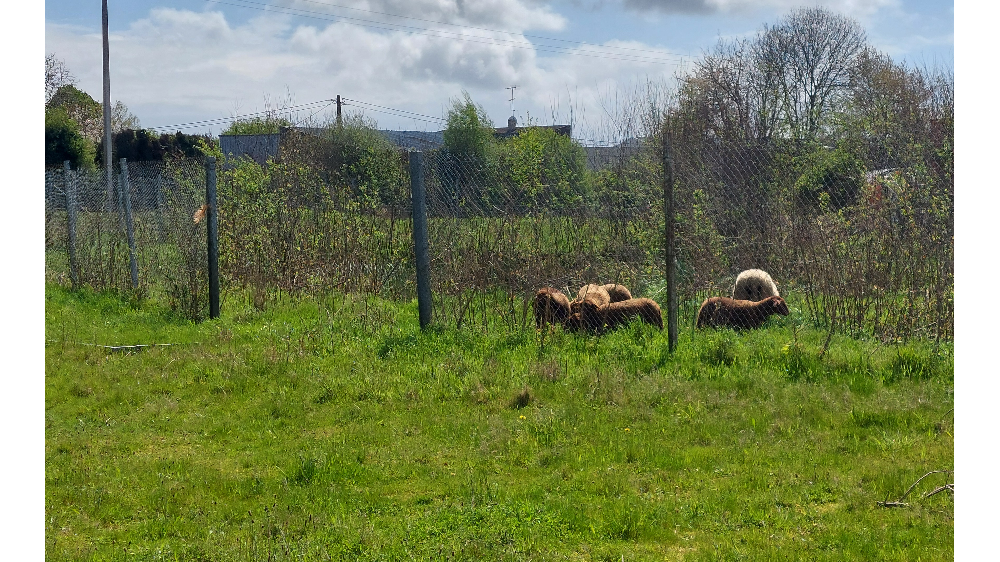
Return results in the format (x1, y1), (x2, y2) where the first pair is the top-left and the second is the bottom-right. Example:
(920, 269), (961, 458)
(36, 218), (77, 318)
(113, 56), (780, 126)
(605, 298), (663, 331)
(601, 284), (633, 303)
(532, 287), (571, 329)
(696, 296), (789, 330)
(732, 269), (780, 302)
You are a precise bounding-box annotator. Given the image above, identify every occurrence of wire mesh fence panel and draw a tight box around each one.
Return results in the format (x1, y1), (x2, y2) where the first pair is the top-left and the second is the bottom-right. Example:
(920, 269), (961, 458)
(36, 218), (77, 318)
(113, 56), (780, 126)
(420, 148), (665, 332)
(43, 115), (952, 341)
(44, 159), (211, 317)
(664, 133), (953, 341)
(215, 132), (415, 310)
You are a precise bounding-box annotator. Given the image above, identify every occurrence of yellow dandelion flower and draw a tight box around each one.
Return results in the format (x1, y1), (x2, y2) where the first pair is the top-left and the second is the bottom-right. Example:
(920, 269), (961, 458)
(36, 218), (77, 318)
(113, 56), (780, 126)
(519, 415), (526, 420)
(624, 428), (630, 432)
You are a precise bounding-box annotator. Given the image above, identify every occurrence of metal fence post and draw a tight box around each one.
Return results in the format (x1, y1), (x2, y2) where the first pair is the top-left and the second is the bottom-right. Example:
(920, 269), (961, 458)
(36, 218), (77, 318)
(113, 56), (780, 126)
(662, 132), (678, 352)
(63, 161), (80, 289)
(154, 170), (167, 241)
(119, 158), (139, 289)
(409, 150), (432, 329)
(206, 157), (220, 319)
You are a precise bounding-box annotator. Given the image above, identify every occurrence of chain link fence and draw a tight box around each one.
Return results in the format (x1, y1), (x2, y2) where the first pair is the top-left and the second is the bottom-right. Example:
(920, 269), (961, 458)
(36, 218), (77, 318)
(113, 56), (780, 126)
(418, 149), (663, 332)
(44, 124), (952, 341)
(664, 133), (953, 341)
(45, 158), (210, 318)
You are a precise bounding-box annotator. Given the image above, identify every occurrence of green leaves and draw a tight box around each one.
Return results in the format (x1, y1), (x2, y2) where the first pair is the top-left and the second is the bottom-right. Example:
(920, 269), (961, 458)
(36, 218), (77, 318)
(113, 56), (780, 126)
(45, 106), (95, 169)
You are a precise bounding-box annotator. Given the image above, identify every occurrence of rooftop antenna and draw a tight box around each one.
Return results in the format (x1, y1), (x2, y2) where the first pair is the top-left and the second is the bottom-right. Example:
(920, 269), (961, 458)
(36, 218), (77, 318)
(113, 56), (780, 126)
(506, 85), (518, 127)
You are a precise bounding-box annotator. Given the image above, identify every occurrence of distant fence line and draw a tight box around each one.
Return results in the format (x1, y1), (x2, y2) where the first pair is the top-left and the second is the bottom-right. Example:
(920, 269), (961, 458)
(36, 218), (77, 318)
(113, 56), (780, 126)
(44, 132), (953, 341)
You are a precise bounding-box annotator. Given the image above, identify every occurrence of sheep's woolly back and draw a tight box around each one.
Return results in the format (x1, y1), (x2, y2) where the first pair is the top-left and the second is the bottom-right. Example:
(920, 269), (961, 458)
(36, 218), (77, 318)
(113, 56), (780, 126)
(696, 296), (789, 330)
(570, 283), (609, 313)
(570, 284), (611, 334)
(732, 269), (780, 302)
(606, 298), (663, 330)
(601, 284), (633, 303)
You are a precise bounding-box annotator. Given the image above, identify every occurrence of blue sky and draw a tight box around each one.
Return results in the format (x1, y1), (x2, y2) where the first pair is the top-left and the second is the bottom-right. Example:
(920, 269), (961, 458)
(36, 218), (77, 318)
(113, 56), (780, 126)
(43, 1), (954, 141)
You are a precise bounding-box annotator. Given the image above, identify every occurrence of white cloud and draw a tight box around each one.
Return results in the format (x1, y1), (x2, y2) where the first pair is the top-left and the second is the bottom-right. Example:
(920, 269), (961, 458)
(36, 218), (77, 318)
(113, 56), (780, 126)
(622, 0), (899, 19)
(44, 6), (684, 140)
(279, 0), (567, 32)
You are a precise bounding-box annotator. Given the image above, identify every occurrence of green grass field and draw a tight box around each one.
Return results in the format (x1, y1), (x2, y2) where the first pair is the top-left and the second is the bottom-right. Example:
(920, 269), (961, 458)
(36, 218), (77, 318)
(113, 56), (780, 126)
(45, 283), (953, 561)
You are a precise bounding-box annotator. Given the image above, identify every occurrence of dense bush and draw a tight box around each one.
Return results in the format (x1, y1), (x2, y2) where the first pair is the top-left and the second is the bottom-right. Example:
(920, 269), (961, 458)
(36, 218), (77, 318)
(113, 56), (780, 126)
(109, 129), (216, 162)
(45, 107), (95, 170)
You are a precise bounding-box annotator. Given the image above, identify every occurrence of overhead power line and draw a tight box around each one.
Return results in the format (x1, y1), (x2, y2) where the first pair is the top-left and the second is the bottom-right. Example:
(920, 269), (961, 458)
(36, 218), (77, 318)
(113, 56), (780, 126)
(147, 99), (336, 132)
(342, 98), (447, 125)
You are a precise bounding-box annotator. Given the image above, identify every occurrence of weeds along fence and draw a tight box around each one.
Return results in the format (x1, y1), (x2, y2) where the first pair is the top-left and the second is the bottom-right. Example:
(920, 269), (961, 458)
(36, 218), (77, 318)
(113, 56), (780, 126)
(44, 126), (953, 341)
(45, 158), (212, 319)
(663, 132), (953, 342)
(417, 149), (665, 334)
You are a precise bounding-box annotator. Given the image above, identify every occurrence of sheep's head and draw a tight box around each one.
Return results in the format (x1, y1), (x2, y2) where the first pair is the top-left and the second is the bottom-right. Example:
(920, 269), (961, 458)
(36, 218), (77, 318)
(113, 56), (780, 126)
(580, 298), (606, 333)
(563, 312), (583, 332)
(767, 296), (789, 316)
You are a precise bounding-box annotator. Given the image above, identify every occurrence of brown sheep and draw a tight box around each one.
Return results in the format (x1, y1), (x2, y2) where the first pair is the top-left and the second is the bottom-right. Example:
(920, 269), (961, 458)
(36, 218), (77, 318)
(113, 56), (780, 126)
(573, 284), (612, 334)
(569, 283), (620, 313)
(602, 283), (633, 303)
(696, 296), (790, 330)
(732, 269), (780, 302)
(605, 298), (663, 331)
(532, 287), (571, 329)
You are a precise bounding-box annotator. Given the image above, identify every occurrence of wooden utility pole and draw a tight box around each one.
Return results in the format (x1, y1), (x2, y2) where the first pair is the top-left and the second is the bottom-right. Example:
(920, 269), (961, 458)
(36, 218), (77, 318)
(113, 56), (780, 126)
(336, 95), (342, 128)
(101, 0), (114, 210)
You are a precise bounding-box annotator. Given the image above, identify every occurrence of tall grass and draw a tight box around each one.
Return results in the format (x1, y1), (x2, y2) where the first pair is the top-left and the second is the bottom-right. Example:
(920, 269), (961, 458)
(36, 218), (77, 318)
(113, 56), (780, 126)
(46, 283), (953, 561)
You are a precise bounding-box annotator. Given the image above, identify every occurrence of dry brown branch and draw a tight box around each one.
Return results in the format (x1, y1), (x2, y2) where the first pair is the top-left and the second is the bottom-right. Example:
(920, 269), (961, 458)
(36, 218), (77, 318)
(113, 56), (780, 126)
(876, 501), (909, 508)
(877, 469), (953, 508)
(923, 484), (954, 499)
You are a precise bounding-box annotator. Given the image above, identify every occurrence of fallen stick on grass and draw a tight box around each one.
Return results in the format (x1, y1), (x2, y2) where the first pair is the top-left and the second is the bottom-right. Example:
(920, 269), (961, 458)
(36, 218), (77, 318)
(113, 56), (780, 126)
(46, 340), (192, 353)
(877, 470), (954, 508)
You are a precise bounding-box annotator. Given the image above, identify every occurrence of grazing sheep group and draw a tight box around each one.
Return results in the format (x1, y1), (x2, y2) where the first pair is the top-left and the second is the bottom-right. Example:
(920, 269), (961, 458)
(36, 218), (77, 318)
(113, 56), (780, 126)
(533, 282), (661, 335)
(696, 268), (788, 330)
(532, 269), (788, 337)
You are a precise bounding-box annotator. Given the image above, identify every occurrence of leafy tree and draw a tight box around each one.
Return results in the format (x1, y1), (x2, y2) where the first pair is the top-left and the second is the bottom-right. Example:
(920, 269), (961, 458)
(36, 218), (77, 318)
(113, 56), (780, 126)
(222, 115), (294, 135)
(442, 91), (495, 160)
(437, 92), (499, 213)
(112, 100), (141, 133)
(277, 114), (406, 207)
(47, 84), (103, 143)
(793, 145), (865, 213)
(46, 106), (95, 169)
(838, 47), (953, 174)
(501, 127), (589, 211)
